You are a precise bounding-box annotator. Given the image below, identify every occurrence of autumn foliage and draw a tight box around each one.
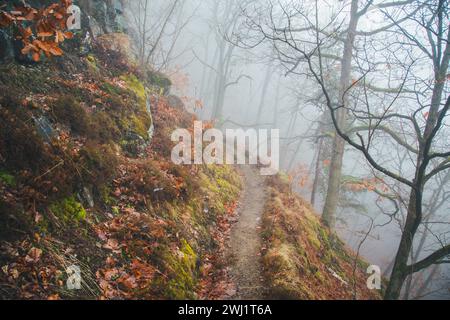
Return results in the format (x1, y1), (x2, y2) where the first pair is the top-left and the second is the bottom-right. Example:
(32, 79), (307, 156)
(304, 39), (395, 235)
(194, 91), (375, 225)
(0, 29), (244, 299)
(0, 0), (73, 61)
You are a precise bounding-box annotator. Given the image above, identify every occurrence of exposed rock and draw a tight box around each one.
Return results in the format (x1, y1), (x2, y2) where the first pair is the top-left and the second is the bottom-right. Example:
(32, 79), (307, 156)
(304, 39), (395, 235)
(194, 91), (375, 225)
(87, 15), (105, 39)
(79, 31), (93, 56)
(108, 0), (127, 32)
(112, 0), (126, 32)
(96, 33), (134, 61)
(122, 132), (149, 158)
(78, 185), (94, 208)
(77, 0), (127, 35)
(145, 93), (155, 141)
(33, 115), (55, 143)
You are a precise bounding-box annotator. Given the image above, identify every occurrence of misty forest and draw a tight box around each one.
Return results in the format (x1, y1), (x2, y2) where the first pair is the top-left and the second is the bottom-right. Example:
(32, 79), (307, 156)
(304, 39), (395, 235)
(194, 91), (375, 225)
(0, 0), (449, 301)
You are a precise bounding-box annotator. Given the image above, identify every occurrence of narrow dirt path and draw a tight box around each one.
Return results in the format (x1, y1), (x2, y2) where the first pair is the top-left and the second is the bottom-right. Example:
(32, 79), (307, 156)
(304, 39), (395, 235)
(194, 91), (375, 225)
(228, 165), (268, 299)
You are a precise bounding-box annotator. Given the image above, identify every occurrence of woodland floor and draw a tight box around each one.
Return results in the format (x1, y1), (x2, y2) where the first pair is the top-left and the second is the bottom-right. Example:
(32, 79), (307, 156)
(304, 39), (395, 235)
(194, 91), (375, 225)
(227, 165), (268, 299)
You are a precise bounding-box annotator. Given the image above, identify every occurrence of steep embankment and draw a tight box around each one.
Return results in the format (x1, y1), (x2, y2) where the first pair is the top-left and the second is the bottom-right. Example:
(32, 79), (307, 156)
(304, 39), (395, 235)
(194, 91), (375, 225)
(261, 174), (381, 300)
(0, 33), (242, 300)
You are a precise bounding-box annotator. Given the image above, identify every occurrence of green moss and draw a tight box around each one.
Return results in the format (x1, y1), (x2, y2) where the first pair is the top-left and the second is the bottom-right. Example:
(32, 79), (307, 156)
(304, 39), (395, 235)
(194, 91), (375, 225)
(49, 196), (87, 224)
(163, 239), (198, 299)
(318, 226), (331, 249)
(99, 186), (115, 206)
(120, 74), (147, 104)
(306, 229), (322, 250)
(261, 175), (384, 300)
(86, 54), (99, 72)
(118, 74), (153, 140)
(263, 244), (314, 299)
(207, 165), (241, 203)
(196, 165), (241, 215)
(217, 177), (239, 202)
(0, 64), (58, 95)
(80, 142), (118, 186)
(315, 270), (325, 284)
(101, 81), (125, 96)
(303, 218), (322, 250)
(90, 111), (121, 142)
(0, 170), (16, 187)
(130, 114), (151, 138)
(266, 244), (297, 274)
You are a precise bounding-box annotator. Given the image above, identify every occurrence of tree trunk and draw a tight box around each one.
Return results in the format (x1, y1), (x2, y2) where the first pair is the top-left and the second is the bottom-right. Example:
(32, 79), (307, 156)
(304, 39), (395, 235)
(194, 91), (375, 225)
(256, 62), (274, 124)
(385, 12), (449, 298)
(321, 0), (359, 228)
(384, 189), (420, 300)
(272, 77), (281, 127)
(322, 134), (345, 228)
(310, 138), (323, 206)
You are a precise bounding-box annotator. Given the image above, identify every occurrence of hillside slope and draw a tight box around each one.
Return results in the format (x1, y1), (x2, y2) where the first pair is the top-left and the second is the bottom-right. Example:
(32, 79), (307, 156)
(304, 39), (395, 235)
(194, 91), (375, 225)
(262, 175), (381, 300)
(0, 33), (241, 300)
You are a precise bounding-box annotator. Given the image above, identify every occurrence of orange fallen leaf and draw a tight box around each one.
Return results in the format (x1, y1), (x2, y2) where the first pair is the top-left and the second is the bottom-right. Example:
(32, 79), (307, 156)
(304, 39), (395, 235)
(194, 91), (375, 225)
(25, 247), (42, 264)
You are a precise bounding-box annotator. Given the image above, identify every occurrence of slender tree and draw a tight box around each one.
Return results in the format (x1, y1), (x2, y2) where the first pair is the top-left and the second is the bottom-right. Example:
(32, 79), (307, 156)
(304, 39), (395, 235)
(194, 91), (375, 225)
(238, 0), (450, 299)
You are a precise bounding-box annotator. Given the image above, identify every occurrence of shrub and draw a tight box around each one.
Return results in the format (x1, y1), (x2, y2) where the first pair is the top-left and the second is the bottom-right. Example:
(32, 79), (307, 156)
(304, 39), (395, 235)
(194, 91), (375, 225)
(51, 96), (90, 135)
(90, 111), (121, 142)
(0, 105), (51, 173)
(80, 142), (118, 186)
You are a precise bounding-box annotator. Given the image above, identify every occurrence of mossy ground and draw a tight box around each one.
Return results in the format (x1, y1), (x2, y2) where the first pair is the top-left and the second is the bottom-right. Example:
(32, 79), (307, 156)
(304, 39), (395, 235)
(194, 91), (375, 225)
(261, 175), (381, 300)
(49, 196), (87, 224)
(0, 170), (15, 187)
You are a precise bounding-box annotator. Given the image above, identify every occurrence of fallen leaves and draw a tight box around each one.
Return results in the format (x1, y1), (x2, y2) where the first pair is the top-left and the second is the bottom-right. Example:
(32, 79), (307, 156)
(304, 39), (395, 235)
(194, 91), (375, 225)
(47, 293), (60, 300)
(0, 239), (69, 299)
(96, 258), (156, 299)
(25, 247), (43, 264)
(197, 200), (239, 299)
(103, 238), (121, 253)
(2, 265), (20, 280)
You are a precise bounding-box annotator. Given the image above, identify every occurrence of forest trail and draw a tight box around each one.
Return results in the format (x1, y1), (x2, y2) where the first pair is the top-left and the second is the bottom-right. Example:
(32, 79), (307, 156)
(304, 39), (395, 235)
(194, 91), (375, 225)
(228, 165), (268, 299)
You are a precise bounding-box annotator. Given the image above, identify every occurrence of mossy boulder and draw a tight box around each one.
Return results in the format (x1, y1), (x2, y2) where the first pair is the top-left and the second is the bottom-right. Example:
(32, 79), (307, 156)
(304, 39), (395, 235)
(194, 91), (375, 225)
(120, 74), (153, 141)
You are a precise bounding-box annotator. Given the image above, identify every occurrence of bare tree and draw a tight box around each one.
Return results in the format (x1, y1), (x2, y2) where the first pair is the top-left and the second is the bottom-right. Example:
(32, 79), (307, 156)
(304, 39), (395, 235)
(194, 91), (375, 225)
(194, 0), (254, 121)
(127, 0), (192, 71)
(238, 0), (450, 299)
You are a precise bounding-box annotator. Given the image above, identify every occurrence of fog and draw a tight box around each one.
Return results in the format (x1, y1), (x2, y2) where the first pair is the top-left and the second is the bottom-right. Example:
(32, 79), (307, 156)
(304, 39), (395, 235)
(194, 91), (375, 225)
(124, 0), (450, 299)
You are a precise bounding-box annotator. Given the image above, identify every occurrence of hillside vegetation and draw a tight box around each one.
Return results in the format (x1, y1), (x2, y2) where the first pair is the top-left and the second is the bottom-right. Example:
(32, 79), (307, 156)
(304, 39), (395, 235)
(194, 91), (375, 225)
(262, 175), (381, 300)
(0, 33), (241, 300)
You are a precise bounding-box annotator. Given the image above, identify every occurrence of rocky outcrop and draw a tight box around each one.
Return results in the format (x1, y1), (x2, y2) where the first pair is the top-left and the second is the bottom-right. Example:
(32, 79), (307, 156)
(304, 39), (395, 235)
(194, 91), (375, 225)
(77, 0), (127, 37)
